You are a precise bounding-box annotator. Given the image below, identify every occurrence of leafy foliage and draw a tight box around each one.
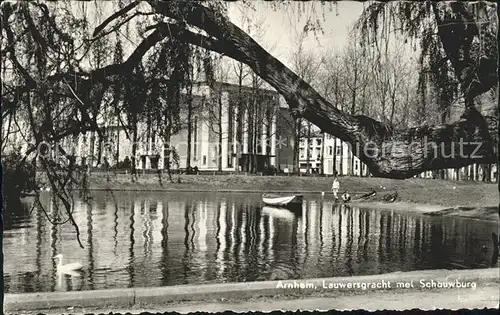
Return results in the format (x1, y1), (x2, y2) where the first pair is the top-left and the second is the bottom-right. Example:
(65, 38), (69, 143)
(2, 151), (37, 202)
(356, 1), (498, 114)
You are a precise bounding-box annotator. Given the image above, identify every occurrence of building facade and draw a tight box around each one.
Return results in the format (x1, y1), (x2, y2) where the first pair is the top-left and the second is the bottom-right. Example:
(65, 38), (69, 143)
(320, 135), (368, 176)
(297, 135), (367, 176)
(169, 83), (280, 171)
(65, 82), (281, 172)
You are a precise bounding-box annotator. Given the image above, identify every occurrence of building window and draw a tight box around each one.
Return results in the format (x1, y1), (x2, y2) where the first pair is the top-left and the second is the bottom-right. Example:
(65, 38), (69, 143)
(336, 146), (341, 155)
(213, 145), (218, 162)
(328, 146), (333, 156)
(355, 160), (359, 171)
(300, 148), (305, 158)
(203, 155), (207, 165)
(316, 139), (321, 146)
(150, 155), (159, 169)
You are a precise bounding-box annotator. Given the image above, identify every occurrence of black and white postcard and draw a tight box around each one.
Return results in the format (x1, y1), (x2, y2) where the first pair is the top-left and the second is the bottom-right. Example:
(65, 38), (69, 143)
(2, 1), (499, 314)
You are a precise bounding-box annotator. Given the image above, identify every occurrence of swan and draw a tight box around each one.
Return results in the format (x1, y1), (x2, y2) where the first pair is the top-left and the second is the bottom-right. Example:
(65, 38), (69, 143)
(53, 254), (84, 274)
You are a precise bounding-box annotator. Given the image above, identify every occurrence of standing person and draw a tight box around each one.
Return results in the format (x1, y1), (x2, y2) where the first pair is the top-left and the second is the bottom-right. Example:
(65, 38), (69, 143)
(331, 175), (340, 201)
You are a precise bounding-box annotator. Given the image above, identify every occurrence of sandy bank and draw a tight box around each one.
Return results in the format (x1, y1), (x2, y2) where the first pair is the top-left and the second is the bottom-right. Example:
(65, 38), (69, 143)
(351, 201), (499, 221)
(4, 268), (499, 313)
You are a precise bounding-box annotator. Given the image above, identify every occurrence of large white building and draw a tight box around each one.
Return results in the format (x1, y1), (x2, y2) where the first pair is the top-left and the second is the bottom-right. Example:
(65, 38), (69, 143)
(297, 135), (367, 176)
(65, 82), (281, 172)
(169, 83), (280, 172)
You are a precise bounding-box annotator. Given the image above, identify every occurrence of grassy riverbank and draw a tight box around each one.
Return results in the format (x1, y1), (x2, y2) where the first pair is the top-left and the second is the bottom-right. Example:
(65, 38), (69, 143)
(59, 173), (497, 208)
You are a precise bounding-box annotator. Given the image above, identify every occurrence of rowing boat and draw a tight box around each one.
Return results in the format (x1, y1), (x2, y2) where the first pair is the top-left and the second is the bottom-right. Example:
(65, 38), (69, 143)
(262, 193), (303, 207)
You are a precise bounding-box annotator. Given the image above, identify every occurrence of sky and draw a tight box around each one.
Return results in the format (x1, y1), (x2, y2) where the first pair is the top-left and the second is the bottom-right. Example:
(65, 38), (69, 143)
(49, 1), (409, 87)
(226, 1), (368, 69)
(72, 1), (380, 70)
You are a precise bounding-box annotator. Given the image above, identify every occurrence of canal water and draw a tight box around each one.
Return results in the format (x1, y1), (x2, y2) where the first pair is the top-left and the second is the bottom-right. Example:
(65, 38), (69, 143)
(3, 191), (498, 293)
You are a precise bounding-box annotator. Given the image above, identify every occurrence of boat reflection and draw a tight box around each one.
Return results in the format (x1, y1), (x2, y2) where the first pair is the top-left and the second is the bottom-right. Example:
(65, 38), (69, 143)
(261, 206), (298, 221)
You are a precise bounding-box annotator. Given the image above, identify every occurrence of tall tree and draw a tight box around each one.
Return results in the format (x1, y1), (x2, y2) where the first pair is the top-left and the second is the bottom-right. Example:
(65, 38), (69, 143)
(289, 32), (324, 174)
(340, 35), (372, 176)
(2, 1), (497, 235)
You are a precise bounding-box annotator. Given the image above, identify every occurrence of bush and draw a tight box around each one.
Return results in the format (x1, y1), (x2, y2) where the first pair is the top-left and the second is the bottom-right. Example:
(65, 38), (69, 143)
(184, 166), (200, 174)
(114, 156), (132, 170)
(2, 151), (37, 203)
(263, 165), (278, 176)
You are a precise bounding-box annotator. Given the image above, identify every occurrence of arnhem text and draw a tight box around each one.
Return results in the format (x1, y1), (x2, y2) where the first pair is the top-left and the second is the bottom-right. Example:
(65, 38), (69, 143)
(275, 279), (477, 290)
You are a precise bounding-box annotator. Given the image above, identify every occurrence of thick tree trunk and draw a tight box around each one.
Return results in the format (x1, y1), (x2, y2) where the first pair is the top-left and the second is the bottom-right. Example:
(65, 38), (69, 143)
(115, 126), (120, 166)
(293, 118), (301, 175)
(89, 131), (96, 170)
(235, 72), (244, 174)
(333, 137), (337, 175)
(131, 122), (138, 182)
(218, 95), (223, 172)
(164, 114), (173, 183)
(350, 85), (357, 176)
(351, 151), (355, 176)
(252, 100), (257, 174)
(483, 164), (491, 182)
(306, 123), (311, 175)
(320, 132), (325, 175)
(186, 87), (193, 169)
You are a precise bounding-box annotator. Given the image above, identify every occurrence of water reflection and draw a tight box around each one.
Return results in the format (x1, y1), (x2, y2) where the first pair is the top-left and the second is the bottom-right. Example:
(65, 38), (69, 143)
(3, 191), (498, 293)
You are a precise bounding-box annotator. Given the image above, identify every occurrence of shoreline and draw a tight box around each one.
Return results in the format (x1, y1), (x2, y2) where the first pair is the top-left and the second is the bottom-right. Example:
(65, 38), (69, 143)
(31, 175), (499, 221)
(4, 268), (499, 313)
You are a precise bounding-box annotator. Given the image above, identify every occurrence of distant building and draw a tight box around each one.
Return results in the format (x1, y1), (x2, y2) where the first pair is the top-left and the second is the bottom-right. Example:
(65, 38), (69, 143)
(297, 134), (367, 176)
(170, 82), (281, 172)
(298, 136), (322, 174)
(69, 82), (281, 172)
(273, 106), (369, 176)
(321, 134), (368, 176)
